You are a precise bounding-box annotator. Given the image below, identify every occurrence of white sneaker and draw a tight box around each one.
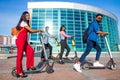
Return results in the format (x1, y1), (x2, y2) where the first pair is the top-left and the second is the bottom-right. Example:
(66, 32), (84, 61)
(65, 56), (72, 60)
(93, 62), (104, 67)
(73, 63), (82, 73)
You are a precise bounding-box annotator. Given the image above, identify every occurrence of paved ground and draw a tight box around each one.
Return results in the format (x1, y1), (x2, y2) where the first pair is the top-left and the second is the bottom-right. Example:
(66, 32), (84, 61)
(0, 52), (120, 80)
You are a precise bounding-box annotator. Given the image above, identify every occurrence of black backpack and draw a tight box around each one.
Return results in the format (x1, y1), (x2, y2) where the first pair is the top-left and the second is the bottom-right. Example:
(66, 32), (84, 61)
(82, 22), (93, 43)
(82, 27), (89, 43)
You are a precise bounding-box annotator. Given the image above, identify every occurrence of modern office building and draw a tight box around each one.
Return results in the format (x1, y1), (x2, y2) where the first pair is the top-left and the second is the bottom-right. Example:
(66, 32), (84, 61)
(28, 2), (119, 52)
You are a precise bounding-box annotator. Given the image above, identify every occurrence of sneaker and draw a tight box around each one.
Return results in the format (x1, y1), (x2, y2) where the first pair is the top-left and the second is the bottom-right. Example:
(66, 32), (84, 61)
(58, 60), (64, 64)
(93, 62), (104, 67)
(16, 73), (28, 78)
(65, 56), (69, 59)
(27, 67), (36, 71)
(73, 63), (82, 73)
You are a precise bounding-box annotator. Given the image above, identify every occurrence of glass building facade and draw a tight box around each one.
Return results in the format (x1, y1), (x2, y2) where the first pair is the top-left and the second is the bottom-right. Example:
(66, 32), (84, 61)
(28, 2), (119, 52)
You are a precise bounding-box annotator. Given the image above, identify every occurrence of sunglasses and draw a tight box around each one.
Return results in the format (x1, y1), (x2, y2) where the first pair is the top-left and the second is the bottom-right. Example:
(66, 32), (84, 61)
(97, 17), (102, 20)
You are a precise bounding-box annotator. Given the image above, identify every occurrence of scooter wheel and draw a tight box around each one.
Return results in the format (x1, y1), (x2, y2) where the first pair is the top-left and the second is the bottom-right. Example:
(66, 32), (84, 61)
(82, 63), (91, 70)
(106, 60), (112, 67)
(73, 57), (79, 63)
(110, 63), (117, 70)
(46, 66), (54, 73)
(11, 67), (17, 77)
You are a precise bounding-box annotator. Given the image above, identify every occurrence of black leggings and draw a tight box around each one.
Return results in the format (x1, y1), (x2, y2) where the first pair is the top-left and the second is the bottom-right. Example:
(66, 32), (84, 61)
(41, 43), (52, 58)
(59, 40), (70, 59)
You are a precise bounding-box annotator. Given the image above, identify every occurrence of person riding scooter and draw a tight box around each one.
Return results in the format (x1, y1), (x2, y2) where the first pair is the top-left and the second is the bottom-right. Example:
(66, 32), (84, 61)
(41, 26), (57, 61)
(73, 13), (109, 73)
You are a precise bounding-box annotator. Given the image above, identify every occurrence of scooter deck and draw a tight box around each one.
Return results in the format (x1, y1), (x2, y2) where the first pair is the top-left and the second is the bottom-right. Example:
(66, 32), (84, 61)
(89, 66), (106, 69)
(11, 62), (47, 77)
(53, 57), (79, 63)
(36, 61), (47, 69)
(81, 61), (106, 70)
(25, 62), (46, 73)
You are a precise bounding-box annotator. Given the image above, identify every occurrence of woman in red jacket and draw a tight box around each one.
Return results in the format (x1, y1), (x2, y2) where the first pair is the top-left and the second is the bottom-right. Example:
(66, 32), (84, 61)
(15, 11), (43, 78)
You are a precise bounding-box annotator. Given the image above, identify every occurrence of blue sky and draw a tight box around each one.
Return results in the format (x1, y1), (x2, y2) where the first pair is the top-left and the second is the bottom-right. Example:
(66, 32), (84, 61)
(0, 0), (120, 39)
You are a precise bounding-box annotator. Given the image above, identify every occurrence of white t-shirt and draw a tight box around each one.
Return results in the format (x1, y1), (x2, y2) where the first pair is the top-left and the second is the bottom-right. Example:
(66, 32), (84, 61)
(11, 21), (28, 45)
(20, 21), (28, 27)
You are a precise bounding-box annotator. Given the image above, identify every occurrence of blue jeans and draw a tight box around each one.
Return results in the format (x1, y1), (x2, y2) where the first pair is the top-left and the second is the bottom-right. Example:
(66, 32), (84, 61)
(79, 40), (101, 63)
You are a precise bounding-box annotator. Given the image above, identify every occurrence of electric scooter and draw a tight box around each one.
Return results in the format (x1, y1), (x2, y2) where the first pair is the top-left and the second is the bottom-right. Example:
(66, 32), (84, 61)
(55, 38), (60, 58)
(54, 38), (72, 63)
(81, 35), (117, 70)
(71, 37), (79, 63)
(54, 37), (79, 63)
(104, 35), (117, 70)
(39, 33), (54, 73)
(11, 33), (54, 77)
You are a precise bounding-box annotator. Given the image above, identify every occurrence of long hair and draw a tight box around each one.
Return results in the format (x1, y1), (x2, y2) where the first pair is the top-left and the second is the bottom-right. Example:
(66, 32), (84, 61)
(16, 11), (30, 30)
(60, 25), (66, 32)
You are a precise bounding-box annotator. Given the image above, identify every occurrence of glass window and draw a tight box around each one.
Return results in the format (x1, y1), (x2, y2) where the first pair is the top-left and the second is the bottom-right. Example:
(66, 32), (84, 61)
(68, 27), (73, 30)
(75, 27), (80, 30)
(61, 13), (66, 16)
(33, 8), (38, 12)
(67, 13), (73, 17)
(67, 31), (74, 34)
(67, 9), (73, 13)
(53, 9), (58, 12)
(32, 27), (37, 30)
(61, 17), (66, 20)
(32, 16), (38, 19)
(53, 13), (58, 16)
(67, 21), (73, 24)
(39, 9), (45, 12)
(32, 24), (38, 27)
(75, 17), (80, 20)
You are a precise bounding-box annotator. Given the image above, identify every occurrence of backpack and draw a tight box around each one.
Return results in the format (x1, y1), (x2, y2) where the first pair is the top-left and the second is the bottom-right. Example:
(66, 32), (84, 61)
(11, 27), (24, 36)
(82, 22), (93, 43)
(82, 27), (89, 43)
(11, 27), (19, 36)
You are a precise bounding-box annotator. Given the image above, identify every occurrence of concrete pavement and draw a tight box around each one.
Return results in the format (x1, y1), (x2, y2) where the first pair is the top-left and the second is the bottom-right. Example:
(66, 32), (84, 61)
(0, 52), (120, 80)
